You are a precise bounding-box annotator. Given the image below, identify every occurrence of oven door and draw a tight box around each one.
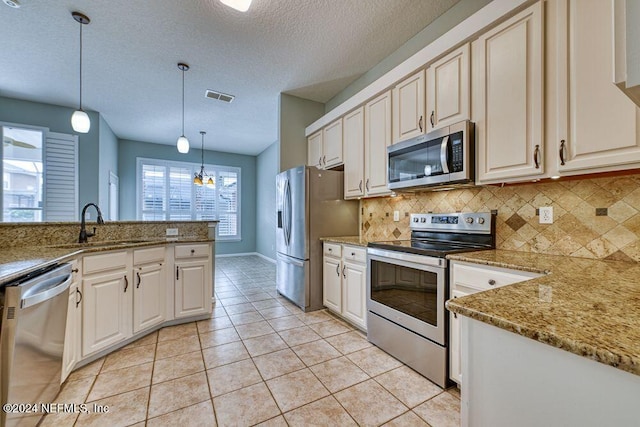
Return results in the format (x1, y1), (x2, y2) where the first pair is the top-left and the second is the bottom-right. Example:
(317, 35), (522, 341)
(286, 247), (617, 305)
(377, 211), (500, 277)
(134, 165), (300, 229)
(367, 248), (447, 345)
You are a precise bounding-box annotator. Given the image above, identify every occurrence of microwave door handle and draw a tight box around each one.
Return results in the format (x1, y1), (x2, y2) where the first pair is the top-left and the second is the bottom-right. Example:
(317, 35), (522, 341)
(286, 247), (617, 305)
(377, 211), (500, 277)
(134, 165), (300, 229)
(440, 135), (450, 174)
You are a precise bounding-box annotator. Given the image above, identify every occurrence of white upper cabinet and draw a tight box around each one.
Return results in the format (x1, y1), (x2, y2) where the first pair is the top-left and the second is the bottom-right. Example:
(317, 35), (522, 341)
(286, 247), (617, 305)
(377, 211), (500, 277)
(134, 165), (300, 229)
(365, 90), (393, 197)
(553, 0), (640, 174)
(426, 43), (470, 132)
(474, 2), (544, 183)
(307, 130), (323, 168)
(393, 70), (426, 143)
(323, 118), (343, 168)
(343, 107), (365, 199)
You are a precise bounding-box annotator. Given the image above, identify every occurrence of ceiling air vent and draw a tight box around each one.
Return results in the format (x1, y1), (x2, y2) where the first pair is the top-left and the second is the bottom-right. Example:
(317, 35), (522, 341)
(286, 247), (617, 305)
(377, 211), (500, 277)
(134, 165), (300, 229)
(205, 89), (235, 103)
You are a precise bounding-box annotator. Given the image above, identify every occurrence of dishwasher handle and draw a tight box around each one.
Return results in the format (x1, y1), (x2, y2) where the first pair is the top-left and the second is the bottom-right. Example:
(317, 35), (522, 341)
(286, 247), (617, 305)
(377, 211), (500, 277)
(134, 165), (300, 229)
(20, 273), (72, 309)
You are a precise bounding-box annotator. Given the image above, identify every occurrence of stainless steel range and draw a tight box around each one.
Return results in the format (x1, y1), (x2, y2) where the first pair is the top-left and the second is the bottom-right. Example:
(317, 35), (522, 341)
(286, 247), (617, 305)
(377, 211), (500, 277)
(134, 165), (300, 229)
(366, 212), (495, 387)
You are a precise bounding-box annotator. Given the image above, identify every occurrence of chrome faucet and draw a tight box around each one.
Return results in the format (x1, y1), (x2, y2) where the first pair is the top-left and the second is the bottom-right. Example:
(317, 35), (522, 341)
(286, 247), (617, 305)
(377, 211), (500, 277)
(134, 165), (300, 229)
(79, 203), (105, 243)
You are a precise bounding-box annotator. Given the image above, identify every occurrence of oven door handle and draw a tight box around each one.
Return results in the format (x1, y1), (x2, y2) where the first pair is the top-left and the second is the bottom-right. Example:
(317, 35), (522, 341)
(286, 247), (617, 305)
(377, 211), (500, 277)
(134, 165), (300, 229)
(440, 135), (450, 174)
(367, 248), (445, 268)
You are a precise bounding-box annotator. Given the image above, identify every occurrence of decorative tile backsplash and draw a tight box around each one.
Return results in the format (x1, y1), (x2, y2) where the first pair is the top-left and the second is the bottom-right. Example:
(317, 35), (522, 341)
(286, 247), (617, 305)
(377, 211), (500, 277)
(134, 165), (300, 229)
(361, 174), (640, 262)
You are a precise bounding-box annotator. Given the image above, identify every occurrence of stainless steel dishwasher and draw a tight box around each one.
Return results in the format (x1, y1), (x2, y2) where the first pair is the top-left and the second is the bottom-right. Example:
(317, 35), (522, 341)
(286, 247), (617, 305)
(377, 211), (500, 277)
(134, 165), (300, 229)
(0, 263), (72, 427)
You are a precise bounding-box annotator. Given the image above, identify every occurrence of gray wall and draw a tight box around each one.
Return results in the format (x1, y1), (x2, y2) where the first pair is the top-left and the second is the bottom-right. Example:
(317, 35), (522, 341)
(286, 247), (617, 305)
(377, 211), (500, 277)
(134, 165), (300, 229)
(0, 95), (101, 211)
(256, 141), (278, 260)
(117, 138), (257, 255)
(98, 115), (118, 219)
(324, 0), (493, 112)
(278, 94), (324, 172)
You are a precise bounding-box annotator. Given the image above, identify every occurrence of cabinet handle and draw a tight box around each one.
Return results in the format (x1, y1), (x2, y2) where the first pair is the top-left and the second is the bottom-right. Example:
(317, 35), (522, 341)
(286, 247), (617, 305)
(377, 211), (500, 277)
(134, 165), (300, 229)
(75, 288), (83, 308)
(71, 268), (79, 273)
(488, 279), (496, 286)
(342, 265), (346, 278)
(365, 178), (370, 192)
(323, 155), (326, 166)
(430, 110), (435, 127)
(318, 156), (322, 167)
(559, 140), (566, 165)
(418, 115), (423, 132)
(176, 266), (179, 280)
(351, 252), (355, 256)
(534, 145), (540, 169)
(136, 271), (141, 289)
(124, 275), (128, 293)
(453, 295), (457, 318)
(335, 263), (340, 277)
(328, 247), (332, 252)
(359, 180), (363, 193)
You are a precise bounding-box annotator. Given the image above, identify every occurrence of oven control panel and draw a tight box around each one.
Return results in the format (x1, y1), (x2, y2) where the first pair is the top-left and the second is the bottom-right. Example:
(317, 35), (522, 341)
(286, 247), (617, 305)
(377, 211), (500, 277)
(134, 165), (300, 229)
(410, 212), (493, 234)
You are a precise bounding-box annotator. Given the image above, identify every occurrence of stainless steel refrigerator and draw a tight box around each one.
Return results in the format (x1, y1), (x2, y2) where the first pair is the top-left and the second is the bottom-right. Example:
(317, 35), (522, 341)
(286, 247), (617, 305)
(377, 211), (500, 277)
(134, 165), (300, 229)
(276, 166), (359, 312)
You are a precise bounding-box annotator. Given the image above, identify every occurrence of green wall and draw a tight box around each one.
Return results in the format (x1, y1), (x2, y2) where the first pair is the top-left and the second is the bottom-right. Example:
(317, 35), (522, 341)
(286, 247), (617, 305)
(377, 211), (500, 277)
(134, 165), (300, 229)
(117, 138), (257, 255)
(278, 94), (324, 172)
(324, 0), (493, 112)
(256, 141), (278, 260)
(0, 95), (103, 211)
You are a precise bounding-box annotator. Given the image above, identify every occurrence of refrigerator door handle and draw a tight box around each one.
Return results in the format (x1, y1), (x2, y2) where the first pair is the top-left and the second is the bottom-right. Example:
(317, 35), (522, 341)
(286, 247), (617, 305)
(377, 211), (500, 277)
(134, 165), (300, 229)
(284, 178), (292, 246)
(277, 253), (305, 268)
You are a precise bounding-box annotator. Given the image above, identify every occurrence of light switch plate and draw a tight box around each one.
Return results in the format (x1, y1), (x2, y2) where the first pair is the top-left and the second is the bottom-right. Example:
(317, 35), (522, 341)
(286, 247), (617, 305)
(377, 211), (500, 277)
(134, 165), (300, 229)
(166, 228), (179, 236)
(393, 211), (400, 222)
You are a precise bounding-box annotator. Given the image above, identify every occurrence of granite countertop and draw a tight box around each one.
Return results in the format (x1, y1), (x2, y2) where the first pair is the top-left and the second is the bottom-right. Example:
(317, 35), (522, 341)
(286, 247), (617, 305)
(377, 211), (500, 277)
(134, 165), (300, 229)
(0, 237), (213, 286)
(446, 250), (640, 376)
(320, 236), (370, 247)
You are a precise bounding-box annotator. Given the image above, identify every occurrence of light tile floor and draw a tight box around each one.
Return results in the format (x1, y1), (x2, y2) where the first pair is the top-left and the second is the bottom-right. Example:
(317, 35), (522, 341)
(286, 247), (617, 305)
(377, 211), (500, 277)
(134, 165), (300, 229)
(43, 255), (460, 427)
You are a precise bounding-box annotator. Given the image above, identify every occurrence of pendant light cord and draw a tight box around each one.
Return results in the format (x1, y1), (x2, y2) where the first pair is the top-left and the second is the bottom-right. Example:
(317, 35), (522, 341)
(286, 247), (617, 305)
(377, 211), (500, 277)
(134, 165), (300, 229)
(79, 21), (83, 110)
(182, 69), (185, 136)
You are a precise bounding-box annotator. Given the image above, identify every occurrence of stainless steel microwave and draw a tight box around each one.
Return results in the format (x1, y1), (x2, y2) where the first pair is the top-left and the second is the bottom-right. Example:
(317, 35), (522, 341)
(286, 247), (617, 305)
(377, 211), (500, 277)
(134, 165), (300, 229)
(387, 120), (474, 191)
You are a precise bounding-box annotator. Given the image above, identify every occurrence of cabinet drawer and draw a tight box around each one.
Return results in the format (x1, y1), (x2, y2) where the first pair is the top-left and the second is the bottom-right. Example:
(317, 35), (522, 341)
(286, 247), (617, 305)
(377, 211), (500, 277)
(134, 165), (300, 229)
(452, 262), (540, 292)
(324, 243), (342, 257)
(343, 246), (366, 263)
(83, 251), (128, 275)
(134, 246), (165, 265)
(175, 244), (209, 259)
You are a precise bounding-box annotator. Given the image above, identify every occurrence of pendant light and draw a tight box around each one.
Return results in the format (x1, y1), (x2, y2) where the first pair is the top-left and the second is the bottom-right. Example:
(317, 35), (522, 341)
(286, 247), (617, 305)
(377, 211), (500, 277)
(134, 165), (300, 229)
(71, 12), (91, 133)
(177, 63), (190, 154)
(193, 131), (214, 186)
(220, 0), (252, 12)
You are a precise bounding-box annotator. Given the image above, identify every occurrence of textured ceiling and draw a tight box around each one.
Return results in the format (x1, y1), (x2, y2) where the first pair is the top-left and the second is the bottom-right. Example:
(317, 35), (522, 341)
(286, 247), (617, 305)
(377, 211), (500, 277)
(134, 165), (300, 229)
(1, 0), (459, 155)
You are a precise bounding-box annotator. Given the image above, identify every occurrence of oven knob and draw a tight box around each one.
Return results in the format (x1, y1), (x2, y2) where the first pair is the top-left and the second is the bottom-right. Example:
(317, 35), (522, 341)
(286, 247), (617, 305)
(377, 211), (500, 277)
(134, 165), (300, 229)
(465, 217), (473, 224)
(477, 217), (485, 224)
(413, 218), (419, 223)
(420, 218), (426, 223)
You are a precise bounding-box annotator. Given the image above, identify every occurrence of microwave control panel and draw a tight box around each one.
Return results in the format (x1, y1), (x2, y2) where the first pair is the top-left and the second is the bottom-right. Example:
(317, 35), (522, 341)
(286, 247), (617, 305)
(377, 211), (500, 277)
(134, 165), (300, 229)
(450, 132), (464, 172)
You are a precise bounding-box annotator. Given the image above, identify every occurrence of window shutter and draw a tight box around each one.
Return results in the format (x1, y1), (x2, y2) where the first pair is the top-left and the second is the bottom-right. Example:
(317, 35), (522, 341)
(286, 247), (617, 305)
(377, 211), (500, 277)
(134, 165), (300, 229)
(44, 132), (78, 221)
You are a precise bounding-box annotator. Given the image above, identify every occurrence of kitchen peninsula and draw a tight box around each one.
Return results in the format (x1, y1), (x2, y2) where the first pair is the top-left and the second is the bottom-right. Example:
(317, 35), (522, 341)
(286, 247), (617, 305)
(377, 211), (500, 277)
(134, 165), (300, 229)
(446, 250), (640, 427)
(0, 220), (216, 383)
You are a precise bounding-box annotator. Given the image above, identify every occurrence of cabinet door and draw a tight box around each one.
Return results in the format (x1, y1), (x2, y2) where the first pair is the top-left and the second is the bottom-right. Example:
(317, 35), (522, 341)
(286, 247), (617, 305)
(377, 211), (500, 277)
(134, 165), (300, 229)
(307, 131), (323, 168)
(322, 255), (342, 313)
(474, 2), (544, 182)
(393, 70), (426, 143)
(365, 90), (392, 197)
(449, 289), (469, 385)
(323, 118), (343, 168)
(82, 270), (131, 357)
(343, 107), (365, 199)
(555, 0), (640, 173)
(426, 43), (470, 131)
(342, 261), (367, 330)
(133, 263), (166, 333)
(175, 259), (209, 318)
(62, 279), (79, 383)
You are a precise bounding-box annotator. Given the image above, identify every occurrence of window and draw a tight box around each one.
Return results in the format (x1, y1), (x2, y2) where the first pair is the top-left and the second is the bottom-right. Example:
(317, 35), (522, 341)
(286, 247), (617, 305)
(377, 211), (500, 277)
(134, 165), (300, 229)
(137, 158), (241, 240)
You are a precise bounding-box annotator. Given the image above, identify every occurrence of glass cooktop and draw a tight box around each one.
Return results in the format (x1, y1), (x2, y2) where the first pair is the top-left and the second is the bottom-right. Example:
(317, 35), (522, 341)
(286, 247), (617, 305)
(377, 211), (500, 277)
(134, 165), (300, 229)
(367, 239), (491, 258)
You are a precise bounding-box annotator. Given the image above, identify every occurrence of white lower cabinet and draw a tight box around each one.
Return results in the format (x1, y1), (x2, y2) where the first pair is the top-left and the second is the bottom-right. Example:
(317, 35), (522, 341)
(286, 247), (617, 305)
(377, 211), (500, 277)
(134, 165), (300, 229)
(322, 243), (367, 330)
(61, 262), (80, 383)
(133, 247), (166, 333)
(449, 261), (542, 385)
(174, 244), (212, 318)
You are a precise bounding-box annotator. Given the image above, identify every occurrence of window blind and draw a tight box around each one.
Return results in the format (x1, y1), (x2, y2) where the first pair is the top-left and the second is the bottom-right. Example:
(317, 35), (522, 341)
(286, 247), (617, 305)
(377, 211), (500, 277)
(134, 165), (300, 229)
(44, 132), (78, 221)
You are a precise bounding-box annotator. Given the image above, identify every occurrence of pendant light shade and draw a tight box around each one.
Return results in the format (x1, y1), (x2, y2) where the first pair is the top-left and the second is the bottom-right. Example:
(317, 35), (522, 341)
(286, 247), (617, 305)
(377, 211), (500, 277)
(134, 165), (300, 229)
(220, 0), (252, 12)
(177, 63), (190, 153)
(71, 109), (90, 133)
(71, 12), (91, 133)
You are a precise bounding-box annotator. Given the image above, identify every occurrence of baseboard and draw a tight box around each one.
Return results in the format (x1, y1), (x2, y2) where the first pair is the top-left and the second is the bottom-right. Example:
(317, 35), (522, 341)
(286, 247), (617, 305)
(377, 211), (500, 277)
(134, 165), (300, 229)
(216, 252), (276, 264)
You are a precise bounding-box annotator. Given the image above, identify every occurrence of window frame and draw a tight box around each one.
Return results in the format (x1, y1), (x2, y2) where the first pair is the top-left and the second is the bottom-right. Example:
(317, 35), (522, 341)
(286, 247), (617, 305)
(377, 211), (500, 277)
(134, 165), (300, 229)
(136, 157), (241, 241)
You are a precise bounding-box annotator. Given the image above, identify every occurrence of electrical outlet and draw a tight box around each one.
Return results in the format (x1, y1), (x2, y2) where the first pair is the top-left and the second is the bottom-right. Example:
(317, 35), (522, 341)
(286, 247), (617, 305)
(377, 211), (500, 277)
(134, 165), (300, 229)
(539, 206), (553, 224)
(393, 211), (400, 222)
(166, 228), (179, 236)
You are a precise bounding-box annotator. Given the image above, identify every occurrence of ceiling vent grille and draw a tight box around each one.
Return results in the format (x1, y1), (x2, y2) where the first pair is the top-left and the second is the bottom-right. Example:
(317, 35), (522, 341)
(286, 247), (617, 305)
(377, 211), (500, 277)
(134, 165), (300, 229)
(205, 89), (235, 103)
